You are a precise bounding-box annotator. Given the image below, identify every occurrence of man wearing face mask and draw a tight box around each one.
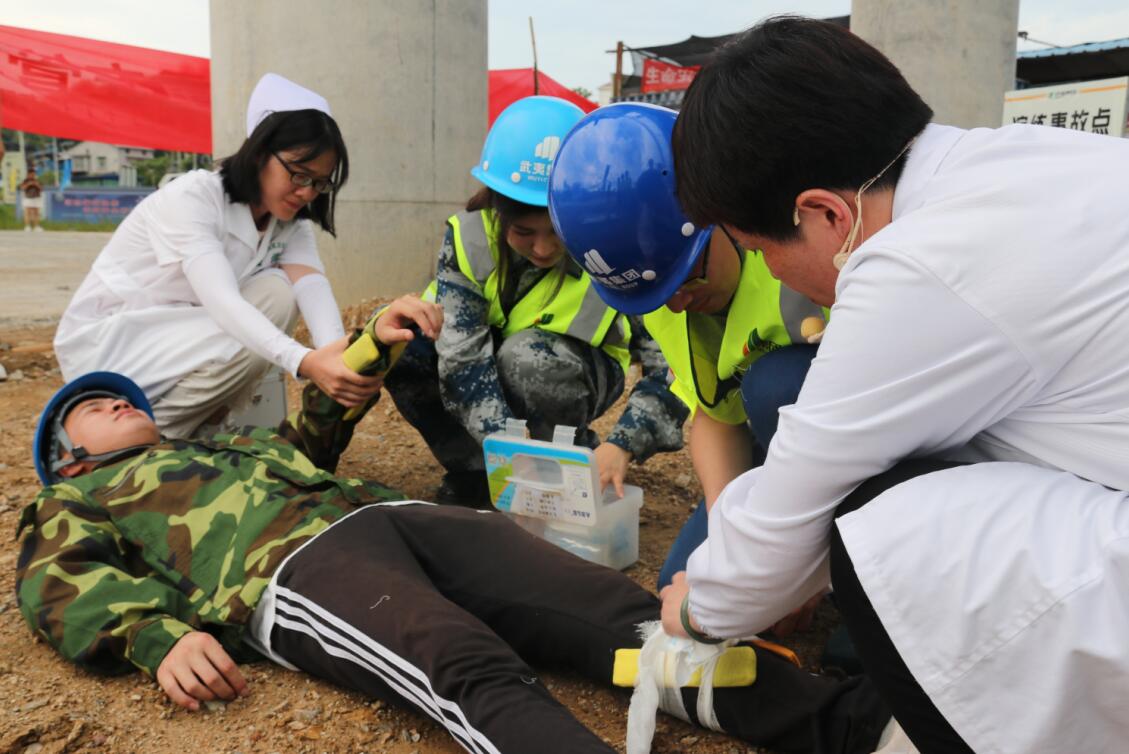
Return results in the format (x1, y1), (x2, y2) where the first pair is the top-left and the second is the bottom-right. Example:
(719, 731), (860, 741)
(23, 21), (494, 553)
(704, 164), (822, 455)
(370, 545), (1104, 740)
(647, 15), (1129, 754)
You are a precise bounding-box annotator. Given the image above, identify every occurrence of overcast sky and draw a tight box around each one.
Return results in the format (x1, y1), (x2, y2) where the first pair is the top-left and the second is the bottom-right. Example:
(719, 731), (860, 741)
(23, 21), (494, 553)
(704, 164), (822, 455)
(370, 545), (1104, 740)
(5, 0), (1129, 94)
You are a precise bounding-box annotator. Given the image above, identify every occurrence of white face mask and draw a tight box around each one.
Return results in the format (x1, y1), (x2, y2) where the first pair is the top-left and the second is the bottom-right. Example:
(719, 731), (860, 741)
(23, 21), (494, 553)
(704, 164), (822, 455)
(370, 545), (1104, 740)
(828, 137), (917, 271)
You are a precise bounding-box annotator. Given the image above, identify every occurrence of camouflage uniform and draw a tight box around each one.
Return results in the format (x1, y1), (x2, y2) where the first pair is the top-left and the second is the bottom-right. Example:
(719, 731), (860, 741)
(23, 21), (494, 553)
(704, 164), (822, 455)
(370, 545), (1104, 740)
(16, 357), (402, 678)
(384, 228), (689, 474)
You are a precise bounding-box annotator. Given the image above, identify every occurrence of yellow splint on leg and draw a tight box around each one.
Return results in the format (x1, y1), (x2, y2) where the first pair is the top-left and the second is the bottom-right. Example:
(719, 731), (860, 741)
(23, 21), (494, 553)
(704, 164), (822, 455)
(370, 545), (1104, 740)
(340, 311), (407, 420)
(342, 331), (383, 373)
(612, 645), (757, 688)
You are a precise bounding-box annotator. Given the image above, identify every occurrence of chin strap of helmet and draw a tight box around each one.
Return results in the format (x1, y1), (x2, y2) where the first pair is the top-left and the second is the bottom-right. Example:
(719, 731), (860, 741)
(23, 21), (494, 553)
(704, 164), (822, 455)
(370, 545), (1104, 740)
(46, 390), (152, 482)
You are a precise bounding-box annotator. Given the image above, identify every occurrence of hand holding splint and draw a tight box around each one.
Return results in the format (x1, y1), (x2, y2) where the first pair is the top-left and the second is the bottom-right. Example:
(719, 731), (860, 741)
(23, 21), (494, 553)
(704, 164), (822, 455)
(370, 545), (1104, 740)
(372, 294), (443, 345)
(299, 337), (383, 407)
(302, 296), (443, 407)
(156, 631), (248, 711)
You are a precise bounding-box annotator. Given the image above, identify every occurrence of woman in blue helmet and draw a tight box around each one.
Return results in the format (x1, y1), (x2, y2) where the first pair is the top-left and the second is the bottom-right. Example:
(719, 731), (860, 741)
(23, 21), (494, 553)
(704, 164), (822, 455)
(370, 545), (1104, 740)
(548, 103), (830, 636)
(383, 96), (689, 505)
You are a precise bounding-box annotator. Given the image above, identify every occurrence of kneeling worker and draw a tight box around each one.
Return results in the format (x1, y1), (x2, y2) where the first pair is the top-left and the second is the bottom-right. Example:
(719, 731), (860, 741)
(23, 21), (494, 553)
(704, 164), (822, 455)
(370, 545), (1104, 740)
(384, 96), (688, 506)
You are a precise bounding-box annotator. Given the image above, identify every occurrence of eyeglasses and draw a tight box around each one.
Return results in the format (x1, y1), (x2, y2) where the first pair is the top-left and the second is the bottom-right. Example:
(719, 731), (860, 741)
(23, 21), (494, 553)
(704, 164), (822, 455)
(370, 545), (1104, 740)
(272, 152), (336, 194)
(681, 236), (713, 290)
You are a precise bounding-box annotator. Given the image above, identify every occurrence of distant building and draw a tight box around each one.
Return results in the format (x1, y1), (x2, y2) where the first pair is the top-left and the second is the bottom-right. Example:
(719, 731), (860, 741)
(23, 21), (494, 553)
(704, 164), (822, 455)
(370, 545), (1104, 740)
(610, 19), (850, 108)
(597, 81), (614, 107)
(612, 21), (1129, 110)
(58, 141), (152, 186)
(1014, 37), (1129, 87)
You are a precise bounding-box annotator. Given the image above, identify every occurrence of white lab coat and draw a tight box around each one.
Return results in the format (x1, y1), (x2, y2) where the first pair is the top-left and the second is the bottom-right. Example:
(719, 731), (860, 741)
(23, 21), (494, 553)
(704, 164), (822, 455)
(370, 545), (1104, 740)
(686, 123), (1129, 753)
(55, 170), (323, 399)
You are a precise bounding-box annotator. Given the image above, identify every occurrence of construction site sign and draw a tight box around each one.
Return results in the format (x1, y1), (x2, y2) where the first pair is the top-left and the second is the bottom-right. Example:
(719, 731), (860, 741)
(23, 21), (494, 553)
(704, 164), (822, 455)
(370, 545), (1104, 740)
(1003, 76), (1129, 137)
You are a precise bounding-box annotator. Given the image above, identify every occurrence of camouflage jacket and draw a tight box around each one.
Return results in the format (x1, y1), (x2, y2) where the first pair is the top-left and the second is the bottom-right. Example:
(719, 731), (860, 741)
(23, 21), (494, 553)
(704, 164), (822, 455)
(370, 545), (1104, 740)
(434, 228), (688, 462)
(16, 343), (402, 679)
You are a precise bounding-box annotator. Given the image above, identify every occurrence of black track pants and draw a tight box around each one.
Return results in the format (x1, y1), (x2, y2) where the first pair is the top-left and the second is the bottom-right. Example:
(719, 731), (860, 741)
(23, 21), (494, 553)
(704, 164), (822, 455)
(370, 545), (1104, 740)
(830, 460), (975, 754)
(263, 503), (890, 754)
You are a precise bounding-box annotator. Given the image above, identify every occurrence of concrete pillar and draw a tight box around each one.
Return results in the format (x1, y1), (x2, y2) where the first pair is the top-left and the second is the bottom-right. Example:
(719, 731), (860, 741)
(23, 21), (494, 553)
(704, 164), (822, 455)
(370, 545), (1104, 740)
(851, 0), (1019, 129)
(210, 0), (487, 305)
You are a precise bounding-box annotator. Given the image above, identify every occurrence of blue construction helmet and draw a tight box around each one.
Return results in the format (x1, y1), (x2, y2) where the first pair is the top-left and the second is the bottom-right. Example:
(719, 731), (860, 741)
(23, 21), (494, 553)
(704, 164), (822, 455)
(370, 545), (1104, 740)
(547, 102), (711, 315)
(33, 371), (153, 486)
(471, 96), (587, 207)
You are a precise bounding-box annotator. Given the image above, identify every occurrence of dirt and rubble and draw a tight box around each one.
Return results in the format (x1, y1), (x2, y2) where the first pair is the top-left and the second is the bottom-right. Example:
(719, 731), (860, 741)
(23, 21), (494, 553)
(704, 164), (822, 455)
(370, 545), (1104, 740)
(0, 308), (842, 754)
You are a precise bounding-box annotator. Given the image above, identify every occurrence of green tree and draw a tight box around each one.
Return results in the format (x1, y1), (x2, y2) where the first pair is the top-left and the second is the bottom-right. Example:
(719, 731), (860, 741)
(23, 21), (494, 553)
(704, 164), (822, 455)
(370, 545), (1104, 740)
(572, 86), (593, 100)
(135, 154), (171, 187)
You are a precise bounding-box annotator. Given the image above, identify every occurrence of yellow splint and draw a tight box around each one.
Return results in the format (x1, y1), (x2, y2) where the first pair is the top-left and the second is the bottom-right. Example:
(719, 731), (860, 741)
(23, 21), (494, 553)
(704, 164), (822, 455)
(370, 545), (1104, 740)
(340, 316), (407, 420)
(342, 331), (383, 374)
(612, 645), (757, 688)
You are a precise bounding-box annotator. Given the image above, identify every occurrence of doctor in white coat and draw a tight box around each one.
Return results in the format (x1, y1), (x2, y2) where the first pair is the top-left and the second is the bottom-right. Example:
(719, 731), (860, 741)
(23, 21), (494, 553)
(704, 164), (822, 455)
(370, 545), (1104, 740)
(661, 17), (1129, 754)
(55, 74), (381, 438)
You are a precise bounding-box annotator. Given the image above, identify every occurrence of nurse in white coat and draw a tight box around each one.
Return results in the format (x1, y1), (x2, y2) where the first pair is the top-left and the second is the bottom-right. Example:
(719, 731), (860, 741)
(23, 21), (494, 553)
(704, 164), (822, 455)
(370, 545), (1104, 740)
(661, 17), (1129, 754)
(54, 73), (380, 438)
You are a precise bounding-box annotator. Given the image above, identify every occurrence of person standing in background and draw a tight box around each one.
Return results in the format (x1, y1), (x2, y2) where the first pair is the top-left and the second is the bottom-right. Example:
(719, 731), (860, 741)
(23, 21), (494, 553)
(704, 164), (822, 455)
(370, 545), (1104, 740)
(19, 166), (44, 232)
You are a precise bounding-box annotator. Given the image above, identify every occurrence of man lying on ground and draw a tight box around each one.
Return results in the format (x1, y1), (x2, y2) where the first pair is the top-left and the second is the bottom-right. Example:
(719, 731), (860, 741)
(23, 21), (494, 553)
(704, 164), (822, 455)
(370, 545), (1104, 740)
(17, 298), (897, 754)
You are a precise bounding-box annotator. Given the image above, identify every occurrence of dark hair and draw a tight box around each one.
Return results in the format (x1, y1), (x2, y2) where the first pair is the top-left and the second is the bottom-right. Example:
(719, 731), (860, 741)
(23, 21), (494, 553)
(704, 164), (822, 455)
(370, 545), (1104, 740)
(220, 109), (348, 235)
(673, 16), (933, 241)
(465, 186), (567, 311)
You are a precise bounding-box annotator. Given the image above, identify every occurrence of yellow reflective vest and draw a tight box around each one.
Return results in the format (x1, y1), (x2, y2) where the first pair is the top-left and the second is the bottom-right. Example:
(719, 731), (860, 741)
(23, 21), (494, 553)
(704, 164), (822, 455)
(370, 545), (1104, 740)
(434, 210), (632, 372)
(643, 248), (828, 425)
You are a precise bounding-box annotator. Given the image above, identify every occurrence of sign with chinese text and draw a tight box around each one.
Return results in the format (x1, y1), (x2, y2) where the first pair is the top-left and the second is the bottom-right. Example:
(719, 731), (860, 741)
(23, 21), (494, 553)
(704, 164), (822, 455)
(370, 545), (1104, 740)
(641, 58), (700, 93)
(1003, 76), (1128, 137)
(45, 189), (153, 224)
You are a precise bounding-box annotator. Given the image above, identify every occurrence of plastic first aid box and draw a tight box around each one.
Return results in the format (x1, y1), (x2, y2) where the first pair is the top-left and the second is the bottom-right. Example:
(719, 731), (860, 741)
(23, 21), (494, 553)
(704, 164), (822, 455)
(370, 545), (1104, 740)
(483, 420), (643, 570)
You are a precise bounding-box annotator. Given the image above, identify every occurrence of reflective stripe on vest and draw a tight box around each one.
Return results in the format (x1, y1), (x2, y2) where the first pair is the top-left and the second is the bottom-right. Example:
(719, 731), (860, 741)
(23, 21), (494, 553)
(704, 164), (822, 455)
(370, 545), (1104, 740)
(644, 249), (828, 425)
(446, 210), (631, 372)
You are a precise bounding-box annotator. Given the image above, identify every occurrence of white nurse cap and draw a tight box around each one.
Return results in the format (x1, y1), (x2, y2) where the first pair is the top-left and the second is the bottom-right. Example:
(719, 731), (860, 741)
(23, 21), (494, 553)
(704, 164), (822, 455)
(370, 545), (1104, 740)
(245, 73), (333, 137)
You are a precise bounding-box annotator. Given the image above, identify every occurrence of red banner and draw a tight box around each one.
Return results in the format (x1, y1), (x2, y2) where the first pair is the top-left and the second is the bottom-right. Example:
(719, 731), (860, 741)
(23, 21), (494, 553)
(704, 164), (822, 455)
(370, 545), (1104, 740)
(488, 68), (597, 126)
(0, 25), (211, 153)
(641, 58), (700, 93)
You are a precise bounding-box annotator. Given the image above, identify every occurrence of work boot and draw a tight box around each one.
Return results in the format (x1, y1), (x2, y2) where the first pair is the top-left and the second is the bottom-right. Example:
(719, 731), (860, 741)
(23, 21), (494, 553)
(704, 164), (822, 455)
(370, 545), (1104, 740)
(435, 470), (492, 509)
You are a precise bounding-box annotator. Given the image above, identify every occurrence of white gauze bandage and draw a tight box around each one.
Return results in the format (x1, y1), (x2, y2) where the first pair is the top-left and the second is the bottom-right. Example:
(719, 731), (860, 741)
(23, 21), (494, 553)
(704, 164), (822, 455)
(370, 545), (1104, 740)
(626, 621), (733, 754)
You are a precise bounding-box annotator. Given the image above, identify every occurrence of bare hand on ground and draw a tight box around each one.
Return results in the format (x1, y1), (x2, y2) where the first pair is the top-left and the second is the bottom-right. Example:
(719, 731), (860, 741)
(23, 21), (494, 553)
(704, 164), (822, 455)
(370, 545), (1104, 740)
(156, 631), (248, 711)
(299, 337), (383, 406)
(594, 442), (632, 498)
(374, 295), (444, 345)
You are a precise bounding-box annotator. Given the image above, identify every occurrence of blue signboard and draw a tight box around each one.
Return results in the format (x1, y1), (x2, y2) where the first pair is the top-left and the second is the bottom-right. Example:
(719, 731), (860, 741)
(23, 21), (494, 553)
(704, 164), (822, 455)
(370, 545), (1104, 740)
(45, 187), (153, 224)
